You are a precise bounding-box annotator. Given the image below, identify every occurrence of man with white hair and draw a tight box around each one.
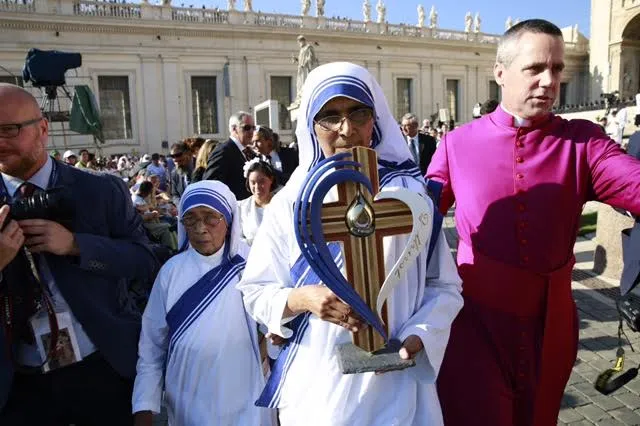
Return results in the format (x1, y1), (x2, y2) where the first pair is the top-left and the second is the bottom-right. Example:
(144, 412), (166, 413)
(203, 111), (256, 200)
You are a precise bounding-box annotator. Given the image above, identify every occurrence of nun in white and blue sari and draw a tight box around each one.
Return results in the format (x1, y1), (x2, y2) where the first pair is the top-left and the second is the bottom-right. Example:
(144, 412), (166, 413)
(132, 181), (273, 426)
(238, 62), (464, 425)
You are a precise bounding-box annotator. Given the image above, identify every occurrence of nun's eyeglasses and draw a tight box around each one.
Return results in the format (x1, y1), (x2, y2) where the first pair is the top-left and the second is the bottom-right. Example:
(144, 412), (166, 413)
(181, 214), (225, 229)
(314, 108), (374, 132)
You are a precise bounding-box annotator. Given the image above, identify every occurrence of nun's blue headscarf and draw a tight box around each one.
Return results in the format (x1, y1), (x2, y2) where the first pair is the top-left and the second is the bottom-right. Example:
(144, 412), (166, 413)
(177, 180), (242, 257)
(284, 62), (422, 197)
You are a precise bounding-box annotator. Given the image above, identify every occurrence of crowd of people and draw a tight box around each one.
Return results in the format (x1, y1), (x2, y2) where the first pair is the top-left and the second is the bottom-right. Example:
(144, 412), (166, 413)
(0, 18), (640, 426)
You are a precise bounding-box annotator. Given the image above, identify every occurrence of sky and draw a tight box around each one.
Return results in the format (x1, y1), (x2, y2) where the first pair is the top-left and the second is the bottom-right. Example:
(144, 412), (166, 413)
(193, 0), (592, 37)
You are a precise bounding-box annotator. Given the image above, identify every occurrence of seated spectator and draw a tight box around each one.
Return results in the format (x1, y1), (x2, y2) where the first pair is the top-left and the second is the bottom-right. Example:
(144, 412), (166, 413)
(63, 150), (77, 166)
(146, 172), (178, 225)
(192, 139), (217, 183)
(238, 159), (278, 246)
(132, 181), (178, 251)
(76, 149), (90, 168)
(146, 153), (168, 191)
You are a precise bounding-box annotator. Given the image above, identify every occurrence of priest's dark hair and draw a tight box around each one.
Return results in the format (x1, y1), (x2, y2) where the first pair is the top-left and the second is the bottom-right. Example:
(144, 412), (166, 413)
(497, 19), (563, 67)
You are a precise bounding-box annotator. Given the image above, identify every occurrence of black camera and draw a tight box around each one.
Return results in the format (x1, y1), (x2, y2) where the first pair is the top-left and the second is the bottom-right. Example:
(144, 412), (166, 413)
(618, 293), (640, 332)
(22, 48), (82, 89)
(1, 187), (74, 227)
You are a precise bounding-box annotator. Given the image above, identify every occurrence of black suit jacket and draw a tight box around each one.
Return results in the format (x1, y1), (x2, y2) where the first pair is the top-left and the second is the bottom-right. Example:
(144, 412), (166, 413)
(203, 139), (251, 201)
(276, 147), (299, 185)
(621, 131), (640, 295)
(628, 131), (640, 161)
(415, 133), (438, 175)
(0, 162), (159, 409)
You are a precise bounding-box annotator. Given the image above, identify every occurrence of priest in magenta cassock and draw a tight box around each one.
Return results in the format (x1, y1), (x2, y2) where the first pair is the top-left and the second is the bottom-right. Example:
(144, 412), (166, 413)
(428, 19), (640, 426)
(238, 62), (463, 426)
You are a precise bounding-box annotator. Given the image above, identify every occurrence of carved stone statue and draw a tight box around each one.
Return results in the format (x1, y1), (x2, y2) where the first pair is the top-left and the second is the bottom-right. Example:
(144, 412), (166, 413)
(243, 0), (252, 12)
(301, 0), (310, 16)
(623, 65), (634, 94)
(376, 0), (386, 24)
(417, 4), (425, 28)
(227, 0), (235, 11)
(316, 0), (325, 17)
(294, 35), (319, 101)
(473, 12), (481, 33)
(505, 16), (513, 31)
(464, 11), (472, 33)
(429, 5), (437, 29)
(362, 0), (371, 23)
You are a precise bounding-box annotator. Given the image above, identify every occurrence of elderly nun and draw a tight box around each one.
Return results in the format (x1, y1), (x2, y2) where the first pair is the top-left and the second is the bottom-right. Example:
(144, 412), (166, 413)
(237, 62), (464, 425)
(132, 181), (273, 426)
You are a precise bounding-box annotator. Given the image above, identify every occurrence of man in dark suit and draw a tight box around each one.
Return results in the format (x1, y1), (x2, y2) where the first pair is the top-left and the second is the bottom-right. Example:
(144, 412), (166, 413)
(203, 111), (256, 200)
(401, 112), (438, 175)
(169, 141), (194, 206)
(252, 126), (299, 185)
(0, 83), (159, 425)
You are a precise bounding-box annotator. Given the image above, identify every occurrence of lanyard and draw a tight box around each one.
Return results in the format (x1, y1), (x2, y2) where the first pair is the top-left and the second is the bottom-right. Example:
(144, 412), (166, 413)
(0, 160), (62, 371)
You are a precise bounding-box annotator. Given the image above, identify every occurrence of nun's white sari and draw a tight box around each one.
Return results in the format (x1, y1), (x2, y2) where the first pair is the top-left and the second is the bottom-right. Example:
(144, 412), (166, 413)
(238, 63), (463, 426)
(132, 181), (274, 426)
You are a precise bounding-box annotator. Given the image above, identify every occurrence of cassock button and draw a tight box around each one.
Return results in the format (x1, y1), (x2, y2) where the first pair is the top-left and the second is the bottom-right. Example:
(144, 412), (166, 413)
(516, 173), (524, 179)
(518, 203), (526, 212)
(516, 141), (524, 148)
(521, 256), (529, 264)
(520, 239), (527, 246)
(516, 156), (524, 163)
(519, 221), (527, 229)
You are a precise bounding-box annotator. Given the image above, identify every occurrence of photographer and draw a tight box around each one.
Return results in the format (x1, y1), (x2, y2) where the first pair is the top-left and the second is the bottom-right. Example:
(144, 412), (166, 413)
(0, 83), (159, 425)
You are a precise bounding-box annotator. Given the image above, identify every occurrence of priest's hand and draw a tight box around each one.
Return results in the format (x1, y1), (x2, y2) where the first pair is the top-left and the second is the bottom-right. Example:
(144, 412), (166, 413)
(133, 411), (153, 426)
(399, 335), (424, 360)
(19, 219), (80, 256)
(285, 285), (365, 332)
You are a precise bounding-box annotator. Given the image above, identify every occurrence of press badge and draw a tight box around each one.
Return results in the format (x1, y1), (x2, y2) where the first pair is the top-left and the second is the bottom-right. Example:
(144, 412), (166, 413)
(31, 311), (83, 372)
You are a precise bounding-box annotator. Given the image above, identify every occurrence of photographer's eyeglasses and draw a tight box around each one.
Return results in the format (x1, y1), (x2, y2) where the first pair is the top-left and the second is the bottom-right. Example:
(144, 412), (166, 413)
(0, 117), (42, 139)
(181, 214), (225, 229)
(314, 108), (374, 132)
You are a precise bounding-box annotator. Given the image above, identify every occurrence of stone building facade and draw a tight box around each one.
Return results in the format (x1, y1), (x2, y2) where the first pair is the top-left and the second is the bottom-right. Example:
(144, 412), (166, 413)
(0, 1), (589, 154)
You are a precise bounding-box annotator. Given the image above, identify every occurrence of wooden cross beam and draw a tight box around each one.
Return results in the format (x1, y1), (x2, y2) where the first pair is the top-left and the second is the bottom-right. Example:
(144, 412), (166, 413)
(320, 146), (414, 353)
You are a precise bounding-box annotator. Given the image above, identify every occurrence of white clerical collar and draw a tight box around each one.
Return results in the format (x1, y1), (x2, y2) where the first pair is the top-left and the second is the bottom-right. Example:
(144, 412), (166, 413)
(2, 156), (53, 197)
(230, 136), (245, 154)
(500, 104), (532, 128)
(190, 241), (226, 266)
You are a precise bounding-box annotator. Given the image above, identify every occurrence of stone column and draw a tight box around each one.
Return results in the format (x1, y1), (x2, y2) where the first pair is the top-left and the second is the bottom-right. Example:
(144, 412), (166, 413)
(609, 44), (622, 95)
(161, 55), (183, 143)
(140, 55), (165, 151)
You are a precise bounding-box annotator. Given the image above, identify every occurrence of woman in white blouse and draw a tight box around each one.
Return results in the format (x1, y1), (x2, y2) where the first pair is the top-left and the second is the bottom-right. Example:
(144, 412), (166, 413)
(238, 159), (278, 246)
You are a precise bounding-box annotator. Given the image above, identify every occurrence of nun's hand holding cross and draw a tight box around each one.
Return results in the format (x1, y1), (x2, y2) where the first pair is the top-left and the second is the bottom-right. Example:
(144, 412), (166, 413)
(284, 285), (365, 332)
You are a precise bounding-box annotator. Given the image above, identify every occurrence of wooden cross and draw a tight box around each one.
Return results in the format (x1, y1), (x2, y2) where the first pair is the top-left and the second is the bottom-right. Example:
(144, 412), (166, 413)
(320, 146), (414, 353)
